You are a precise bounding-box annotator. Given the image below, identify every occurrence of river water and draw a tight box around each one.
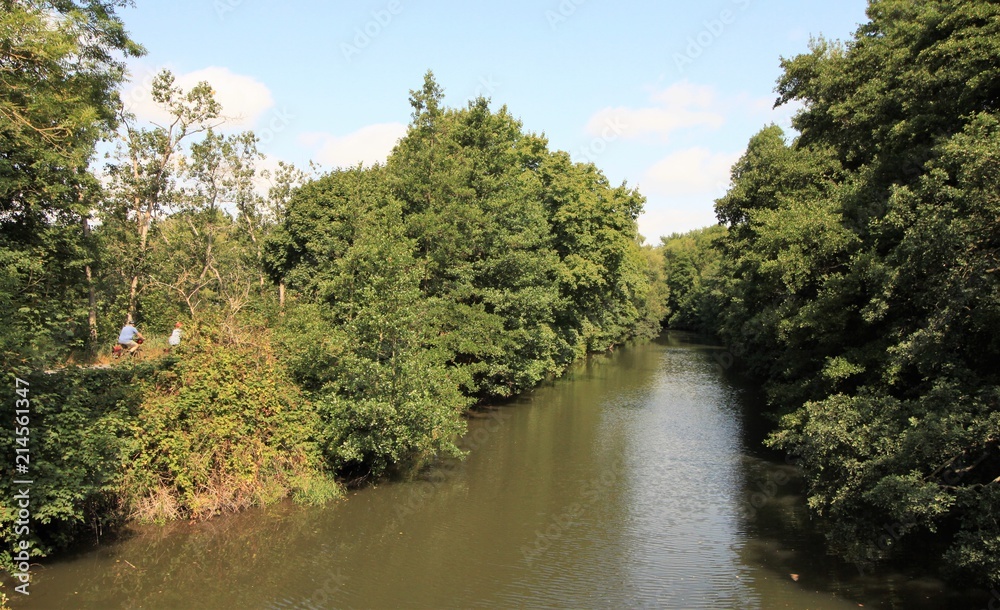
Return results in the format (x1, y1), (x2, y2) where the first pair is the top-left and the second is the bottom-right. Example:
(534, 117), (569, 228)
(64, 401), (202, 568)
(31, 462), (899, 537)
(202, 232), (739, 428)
(12, 333), (986, 609)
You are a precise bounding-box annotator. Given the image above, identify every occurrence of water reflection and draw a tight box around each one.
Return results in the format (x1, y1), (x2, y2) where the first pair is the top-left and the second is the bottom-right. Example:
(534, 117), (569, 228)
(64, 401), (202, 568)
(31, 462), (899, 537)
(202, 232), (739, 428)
(9, 333), (985, 609)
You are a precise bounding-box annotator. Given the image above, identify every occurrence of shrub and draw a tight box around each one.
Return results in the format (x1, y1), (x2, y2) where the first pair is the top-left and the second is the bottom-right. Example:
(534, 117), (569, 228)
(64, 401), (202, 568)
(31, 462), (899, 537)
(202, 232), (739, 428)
(119, 328), (340, 522)
(0, 368), (140, 571)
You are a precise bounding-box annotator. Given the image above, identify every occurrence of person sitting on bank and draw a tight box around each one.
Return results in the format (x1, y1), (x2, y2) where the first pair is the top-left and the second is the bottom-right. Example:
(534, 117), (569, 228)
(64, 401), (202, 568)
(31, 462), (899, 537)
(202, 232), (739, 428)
(118, 321), (144, 355)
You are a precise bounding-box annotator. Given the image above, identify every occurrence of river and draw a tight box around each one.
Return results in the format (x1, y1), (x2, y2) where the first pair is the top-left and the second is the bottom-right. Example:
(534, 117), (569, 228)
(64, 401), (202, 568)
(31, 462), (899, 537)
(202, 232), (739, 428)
(11, 333), (984, 609)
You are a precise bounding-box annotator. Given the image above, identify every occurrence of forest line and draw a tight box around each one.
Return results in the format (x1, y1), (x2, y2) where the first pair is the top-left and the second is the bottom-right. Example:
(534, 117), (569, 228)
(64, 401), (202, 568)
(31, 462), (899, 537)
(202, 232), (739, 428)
(1, 0), (998, 593)
(663, 0), (1000, 587)
(0, 0), (664, 579)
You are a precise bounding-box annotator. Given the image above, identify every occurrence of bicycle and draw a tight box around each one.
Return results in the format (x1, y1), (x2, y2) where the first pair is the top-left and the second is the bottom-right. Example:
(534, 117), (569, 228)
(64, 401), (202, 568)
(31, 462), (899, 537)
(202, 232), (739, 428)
(112, 337), (144, 360)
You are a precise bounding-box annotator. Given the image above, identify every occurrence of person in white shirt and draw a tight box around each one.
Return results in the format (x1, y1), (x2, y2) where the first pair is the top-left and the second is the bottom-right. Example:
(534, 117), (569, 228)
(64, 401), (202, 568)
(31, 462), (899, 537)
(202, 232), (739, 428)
(168, 322), (182, 348)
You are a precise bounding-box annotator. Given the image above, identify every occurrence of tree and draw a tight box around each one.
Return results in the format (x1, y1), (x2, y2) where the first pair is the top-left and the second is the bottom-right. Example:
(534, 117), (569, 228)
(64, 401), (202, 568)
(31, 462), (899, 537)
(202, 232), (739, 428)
(265, 73), (659, 481)
(660, 225), (726, 334)
(635, 240), (670, 338)
(0, 0), (142, 366)
(389, 82), (568, 396)
(388, 74), (651, 395)
(103, 70), (221, 321)
(266, 166), (468, 480)
(535, 151), (649, 355)
(711, 0), (1000, 584)
(262, 160), (314, 308)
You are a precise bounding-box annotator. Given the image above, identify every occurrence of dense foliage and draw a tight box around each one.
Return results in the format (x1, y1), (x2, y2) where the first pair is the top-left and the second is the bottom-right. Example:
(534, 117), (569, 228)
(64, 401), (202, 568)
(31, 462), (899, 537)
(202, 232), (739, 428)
(382, 76), (651, 394)
(0, 0), (142, 366)
(659, 225), (726, 335)
(265, 74), (653, 480)
(662, 0), (1000, 585)
(121, 327), (340, 522)
(0, 368), (139, 567)
(0, 0), (656, 570)
(265, 167), (472, 481)
(5, 0), (997, 594)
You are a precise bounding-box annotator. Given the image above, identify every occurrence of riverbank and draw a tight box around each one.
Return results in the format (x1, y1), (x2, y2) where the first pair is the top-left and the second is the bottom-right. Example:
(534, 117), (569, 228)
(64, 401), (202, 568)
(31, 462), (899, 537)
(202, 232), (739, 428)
(0, 336), (343, 578)
(1, 312), (654, 581)
(6, 334), (991, 609)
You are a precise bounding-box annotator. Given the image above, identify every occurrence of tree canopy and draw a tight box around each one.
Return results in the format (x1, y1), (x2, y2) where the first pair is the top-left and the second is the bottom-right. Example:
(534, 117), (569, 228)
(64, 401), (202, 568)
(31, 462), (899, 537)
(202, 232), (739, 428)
(0, 49), (660, 569)
(662, 0), (1000, 585)
(0, 0), (143, 367)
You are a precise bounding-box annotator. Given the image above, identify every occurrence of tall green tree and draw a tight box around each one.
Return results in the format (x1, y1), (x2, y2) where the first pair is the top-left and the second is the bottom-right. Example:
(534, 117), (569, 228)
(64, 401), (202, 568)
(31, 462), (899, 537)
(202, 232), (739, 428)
(712, 0), (1000, 584)
(388, 73), (650, 395)
(388, 78), (567, 396)
(714, 125), (853, 388)
(535, 150), (649, 355)
(265, 166), (469, 480)
(102, 70), (221, 322)
(266, 74), (657, 477)
(660, 225), (726, 334)
(262, 160), (314, 308)
(0, 0), (142, 366)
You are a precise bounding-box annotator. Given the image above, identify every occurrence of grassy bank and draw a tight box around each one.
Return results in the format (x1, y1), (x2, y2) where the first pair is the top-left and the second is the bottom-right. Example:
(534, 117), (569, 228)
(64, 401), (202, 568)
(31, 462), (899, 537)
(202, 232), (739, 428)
(0, 328), (342, 573)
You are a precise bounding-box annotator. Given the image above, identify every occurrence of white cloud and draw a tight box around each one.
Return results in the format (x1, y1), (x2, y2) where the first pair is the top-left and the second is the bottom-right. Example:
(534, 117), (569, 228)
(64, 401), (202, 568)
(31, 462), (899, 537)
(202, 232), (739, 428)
(642, 147), (740, 197)
(123, 66), (274, 129)
(650, 80), (717, 108)
(301, 123), (408, 169)
(249, 153), (293, 198)
(632, 147), (742, 240)
(585, 81), (725, 142)
(637, 204), (720, 242)
(585, 80), (804, 241)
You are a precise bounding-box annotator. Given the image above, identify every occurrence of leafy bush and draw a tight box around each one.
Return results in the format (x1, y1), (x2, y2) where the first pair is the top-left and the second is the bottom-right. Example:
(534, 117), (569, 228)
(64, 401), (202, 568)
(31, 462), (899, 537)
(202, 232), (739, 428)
(272, 193), (471, 481)
(317, 347), (469, 481)
(0, 368), (140, 571)
(120, 328), (340, 522)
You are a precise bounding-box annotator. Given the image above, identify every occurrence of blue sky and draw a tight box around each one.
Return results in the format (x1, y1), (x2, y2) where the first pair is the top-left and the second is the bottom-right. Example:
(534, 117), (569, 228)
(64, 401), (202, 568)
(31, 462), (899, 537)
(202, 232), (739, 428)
(118, 0), (870, 241)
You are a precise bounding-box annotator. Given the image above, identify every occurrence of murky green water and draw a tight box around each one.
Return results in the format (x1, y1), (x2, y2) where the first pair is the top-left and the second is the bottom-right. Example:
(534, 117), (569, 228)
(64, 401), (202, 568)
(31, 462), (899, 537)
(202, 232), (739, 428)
(11, 333), (987, 609)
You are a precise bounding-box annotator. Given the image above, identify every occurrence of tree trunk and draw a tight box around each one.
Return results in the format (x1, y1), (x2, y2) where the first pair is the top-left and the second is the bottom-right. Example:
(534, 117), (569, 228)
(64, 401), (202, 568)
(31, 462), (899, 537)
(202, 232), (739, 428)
(127, 154), (155, 321)
(85, 260), (97, 345)
(79, 190), (99, 347)
(127, 274), (139, 323)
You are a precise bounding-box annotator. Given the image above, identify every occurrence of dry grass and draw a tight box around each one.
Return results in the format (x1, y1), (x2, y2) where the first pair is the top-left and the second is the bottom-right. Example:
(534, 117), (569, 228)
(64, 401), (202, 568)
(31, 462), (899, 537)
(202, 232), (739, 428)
(130, 485), (182, 524)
